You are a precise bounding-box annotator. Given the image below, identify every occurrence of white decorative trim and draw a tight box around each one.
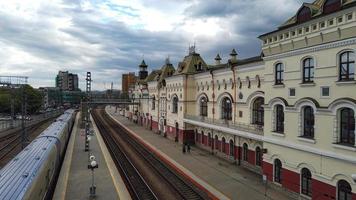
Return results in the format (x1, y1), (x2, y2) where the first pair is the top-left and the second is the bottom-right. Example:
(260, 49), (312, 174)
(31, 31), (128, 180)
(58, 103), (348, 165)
(271, 132), (285, 137)
(332, 144), (356, 152)
(264, 38), (356, 61)
(297, 137), (316, 144)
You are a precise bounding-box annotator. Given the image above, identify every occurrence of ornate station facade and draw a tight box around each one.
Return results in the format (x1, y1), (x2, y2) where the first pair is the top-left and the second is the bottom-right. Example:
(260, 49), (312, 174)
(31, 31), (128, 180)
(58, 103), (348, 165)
(127, 1), (356, 199)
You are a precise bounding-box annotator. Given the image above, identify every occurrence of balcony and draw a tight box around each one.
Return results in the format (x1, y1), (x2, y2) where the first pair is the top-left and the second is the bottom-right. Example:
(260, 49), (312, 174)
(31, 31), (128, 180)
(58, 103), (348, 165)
(184, 115), (263, 135)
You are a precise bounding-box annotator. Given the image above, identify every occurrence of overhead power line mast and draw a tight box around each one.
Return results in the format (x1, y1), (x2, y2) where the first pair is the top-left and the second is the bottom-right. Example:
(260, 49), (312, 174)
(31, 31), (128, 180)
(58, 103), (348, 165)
(0, 76), (29, 148)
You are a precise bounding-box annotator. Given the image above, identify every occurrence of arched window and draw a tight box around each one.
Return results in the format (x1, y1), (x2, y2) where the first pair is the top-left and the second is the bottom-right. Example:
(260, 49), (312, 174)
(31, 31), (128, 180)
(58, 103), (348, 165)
(200, 96), (208, 117)
(303, 106), (314, 138)
(338, 180), (352, 200)
(172, 96), (178, 113)
(303, 58), (314, 83)
(275, 63), (284, 85)
(339, 51), (355, 81)
(229, 140), (234, 157)
(323, 0), (341, 14)
(221, 137), (226, 153)
(301, 168), (312, 196)
(246, 77), (251, 88)
(340, 108), (355, 145)
(297, 6), (311, 23)
(252, 97), (264, 125)
(214, 135), (219, 150)
(255, 147), (262, 166)
(274, 159), (282, 183)
(275, 105), (284, 133)
(243, 143), (248, 161)
(151, 96), (156, 110)
(221, 97), (232, 120)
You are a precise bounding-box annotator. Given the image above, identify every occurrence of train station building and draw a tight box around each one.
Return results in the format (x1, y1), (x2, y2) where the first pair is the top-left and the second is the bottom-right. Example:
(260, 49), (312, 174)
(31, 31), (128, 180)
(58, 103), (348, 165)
(127, 0), (356, 199)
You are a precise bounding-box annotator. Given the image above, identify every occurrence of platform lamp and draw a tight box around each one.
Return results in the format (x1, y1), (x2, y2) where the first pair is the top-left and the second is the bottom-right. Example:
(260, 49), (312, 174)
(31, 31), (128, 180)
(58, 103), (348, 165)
(88, 155), (99, 197)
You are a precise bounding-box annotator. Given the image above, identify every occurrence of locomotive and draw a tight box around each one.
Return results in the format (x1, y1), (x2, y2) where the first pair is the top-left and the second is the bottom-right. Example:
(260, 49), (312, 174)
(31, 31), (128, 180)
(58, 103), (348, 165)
(0, 109), (76, 200)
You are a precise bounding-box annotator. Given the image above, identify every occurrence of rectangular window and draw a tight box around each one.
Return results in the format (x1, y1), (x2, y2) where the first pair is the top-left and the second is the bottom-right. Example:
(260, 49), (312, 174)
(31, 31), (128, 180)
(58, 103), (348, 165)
(291, 31), (296, 36)
(239, 111), (243, 118)
(329, 19), (334, 26)
(279, 35), (283, 40)
(289, 88), (296, 97)
(312, 24), (317, 31)
(305, 27), (310, 33)
(320, 21), (326, 28)
(321, 87), (330, 97)
(285, 33), (289, 38)
(338, 16), (343, 23)
(347, 13), (353, 21)
(298, 29), (303, 34)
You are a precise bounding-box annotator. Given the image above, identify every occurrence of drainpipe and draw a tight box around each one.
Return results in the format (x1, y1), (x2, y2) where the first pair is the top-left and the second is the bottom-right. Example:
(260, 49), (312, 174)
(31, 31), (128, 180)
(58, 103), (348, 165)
(238, 136), (241, 166)
(210, 70), (215, 122)
(157, 84), (160, 134)
(231, 63), (237, 124)
(184, 74), (188, 143)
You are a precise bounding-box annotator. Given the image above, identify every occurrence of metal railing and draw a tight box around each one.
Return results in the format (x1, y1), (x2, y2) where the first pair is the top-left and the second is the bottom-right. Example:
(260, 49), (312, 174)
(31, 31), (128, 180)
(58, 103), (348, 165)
(0, 109), (63, 132)
(184, 114), (264, 135)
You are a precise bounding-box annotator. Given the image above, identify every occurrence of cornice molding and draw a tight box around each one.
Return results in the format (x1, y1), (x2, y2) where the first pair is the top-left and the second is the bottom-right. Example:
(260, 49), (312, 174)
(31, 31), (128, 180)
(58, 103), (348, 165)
(264, 37), (356, 61)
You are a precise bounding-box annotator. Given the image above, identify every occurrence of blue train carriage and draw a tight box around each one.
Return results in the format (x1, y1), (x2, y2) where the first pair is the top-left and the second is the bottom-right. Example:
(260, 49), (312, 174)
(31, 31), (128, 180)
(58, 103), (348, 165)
(0, 109), (76, 200)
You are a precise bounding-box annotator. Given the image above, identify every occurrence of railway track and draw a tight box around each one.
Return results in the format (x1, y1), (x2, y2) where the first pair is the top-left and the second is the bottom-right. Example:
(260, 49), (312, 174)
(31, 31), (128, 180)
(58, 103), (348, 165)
(0, 118), (55, 164)
(92, 109), (211, 200)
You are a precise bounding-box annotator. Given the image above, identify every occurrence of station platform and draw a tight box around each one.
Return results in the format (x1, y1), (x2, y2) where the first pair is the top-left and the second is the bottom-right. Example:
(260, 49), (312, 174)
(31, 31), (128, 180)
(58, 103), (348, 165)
(53, 112), (131, 200)
(106, 106), (294, 200)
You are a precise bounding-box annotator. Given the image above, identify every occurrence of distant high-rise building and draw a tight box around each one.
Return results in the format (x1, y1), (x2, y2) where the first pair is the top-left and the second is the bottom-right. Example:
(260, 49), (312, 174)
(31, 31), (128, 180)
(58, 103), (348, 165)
(121, 72), (136, 94)
(56, 71), (79, 91)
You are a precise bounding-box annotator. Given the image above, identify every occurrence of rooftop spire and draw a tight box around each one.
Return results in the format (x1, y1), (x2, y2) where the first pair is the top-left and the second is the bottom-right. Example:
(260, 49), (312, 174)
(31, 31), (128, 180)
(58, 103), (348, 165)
(230, 48), (238, 56)
(215, 53), (221, 65)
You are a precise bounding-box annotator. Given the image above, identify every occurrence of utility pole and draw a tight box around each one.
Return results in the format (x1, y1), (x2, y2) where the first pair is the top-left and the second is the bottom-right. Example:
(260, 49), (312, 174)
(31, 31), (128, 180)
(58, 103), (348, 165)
(0, 76), (28, 148)
(84, 72), (92, 152)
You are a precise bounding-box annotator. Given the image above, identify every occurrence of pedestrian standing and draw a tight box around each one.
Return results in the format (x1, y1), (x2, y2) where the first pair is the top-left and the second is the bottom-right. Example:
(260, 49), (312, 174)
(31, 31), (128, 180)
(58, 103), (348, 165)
(182, 144), (186, 153)
(187, 142), (191, 153)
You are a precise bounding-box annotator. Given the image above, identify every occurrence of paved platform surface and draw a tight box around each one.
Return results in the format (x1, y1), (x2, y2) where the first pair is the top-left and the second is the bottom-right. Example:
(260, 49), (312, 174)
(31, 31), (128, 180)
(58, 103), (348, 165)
(53, 112), (130, 200)
(106, 106), (294, 200)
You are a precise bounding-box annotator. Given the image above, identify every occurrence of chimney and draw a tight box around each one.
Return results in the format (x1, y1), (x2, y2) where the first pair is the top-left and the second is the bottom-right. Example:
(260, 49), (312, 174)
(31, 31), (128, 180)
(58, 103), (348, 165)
(230, 48), (238, 62)
(215, 54), (222, 65)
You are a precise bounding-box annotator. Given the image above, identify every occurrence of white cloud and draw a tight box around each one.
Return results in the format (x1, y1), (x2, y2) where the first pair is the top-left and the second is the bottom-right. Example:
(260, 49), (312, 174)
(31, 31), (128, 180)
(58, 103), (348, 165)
(0, 0), (310, 90)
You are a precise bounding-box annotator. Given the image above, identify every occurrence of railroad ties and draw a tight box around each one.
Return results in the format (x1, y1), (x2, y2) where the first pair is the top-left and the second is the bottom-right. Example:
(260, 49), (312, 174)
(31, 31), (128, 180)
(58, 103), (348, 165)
(92, 109), (211, 200)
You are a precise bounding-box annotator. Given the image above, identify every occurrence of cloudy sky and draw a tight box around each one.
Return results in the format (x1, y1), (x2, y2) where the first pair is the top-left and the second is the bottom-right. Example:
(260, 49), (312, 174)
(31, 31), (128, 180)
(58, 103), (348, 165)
(0, 0), (313, 90)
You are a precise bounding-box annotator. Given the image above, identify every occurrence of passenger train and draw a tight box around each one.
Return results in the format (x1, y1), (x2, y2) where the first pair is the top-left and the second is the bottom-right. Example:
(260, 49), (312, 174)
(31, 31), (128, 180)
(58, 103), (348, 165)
(0, 109), (76, 200)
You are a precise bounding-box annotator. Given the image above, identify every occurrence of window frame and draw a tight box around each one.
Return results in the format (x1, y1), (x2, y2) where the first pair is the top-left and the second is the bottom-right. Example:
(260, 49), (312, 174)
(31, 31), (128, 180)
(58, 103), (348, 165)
(252, 97), (264, 126)
(243, 143), (248, 161)
(339, 108), (355, 145)
(221, 97), (232, 120)
(337, 180), (352, 200)
(302, 106), (315, 139)
(172, 96), (178, 113)
(200, 96), (208, 117)
(275, 63), (284, 85)
(255, 146), (262, 166)
(301, 168), (312, 197)
(302, 58), (315, 83)
(274, 159), (282, 183)
(275, 105), (285, 133)
(339, 51), (355, 81)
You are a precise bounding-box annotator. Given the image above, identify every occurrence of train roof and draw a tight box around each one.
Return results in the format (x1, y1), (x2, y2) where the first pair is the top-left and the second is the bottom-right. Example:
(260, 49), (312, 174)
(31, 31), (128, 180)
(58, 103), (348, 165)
(0, 109), (75, 199)
(0, 138), (56, 199)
